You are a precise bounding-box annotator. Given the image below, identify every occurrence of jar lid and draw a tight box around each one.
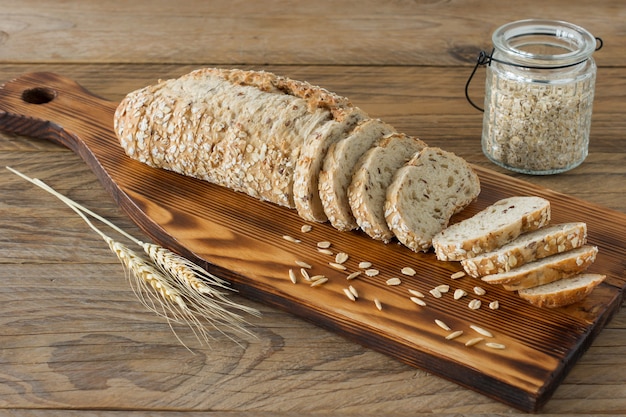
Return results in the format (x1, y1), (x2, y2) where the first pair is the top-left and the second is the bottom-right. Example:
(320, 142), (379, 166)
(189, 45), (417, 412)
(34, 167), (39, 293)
(492, 19), (598, 68)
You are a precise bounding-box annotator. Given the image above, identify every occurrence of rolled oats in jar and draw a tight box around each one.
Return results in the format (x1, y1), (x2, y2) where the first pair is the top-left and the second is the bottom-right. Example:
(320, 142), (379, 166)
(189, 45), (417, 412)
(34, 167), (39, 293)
(480, 19), (601, 175)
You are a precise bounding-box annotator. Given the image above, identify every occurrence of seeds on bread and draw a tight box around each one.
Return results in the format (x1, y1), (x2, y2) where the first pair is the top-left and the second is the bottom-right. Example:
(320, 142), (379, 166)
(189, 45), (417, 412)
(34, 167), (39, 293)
(461, 222), (587, 277)
(115, 68), (361, 209)
(384, 147), (480, 252)
(432, 196), (551, 261)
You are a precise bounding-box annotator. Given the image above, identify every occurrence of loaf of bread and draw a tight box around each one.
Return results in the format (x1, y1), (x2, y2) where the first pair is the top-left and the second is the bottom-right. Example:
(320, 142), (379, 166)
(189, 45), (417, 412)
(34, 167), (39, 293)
(348, 133), (427, 242)
(319, 119), (396, 231)
(114, 68), (363, 211)
(115, 68), (485, 252)
(518, 273), (606, 308)
(432, 196), (551, 261)
(482, 245), (598, 291)
(384, 147), (480, 252)
(461, 222), (587, 278)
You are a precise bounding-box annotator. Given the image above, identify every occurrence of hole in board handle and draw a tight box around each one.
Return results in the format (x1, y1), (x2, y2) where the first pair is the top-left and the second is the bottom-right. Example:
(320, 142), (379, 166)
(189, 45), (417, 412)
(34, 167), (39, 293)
(21, 87), (57, 104)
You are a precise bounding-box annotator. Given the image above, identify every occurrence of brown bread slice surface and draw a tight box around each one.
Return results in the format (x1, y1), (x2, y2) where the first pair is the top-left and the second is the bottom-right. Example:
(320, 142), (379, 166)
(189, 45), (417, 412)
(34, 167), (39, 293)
(348, 133), (427, 242)
(481, 245), (598, 290)
(384, 147), (480, 252)
(293, 107), (368, 222)
(461, 222), (587, 277)
(432, 196), (551, 261)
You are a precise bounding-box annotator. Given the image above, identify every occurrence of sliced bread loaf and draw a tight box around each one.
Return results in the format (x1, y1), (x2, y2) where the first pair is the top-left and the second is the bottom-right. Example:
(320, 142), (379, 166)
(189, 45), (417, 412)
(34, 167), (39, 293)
(384, 147), (480, 252)
(319, 119), (396, 231)
(432, 196), (551, 261)
(461, 222), (587, 277)
(518, 273), (606, 308)
(347, 133), (427, 242)
(481, 245), (598, 290)
(115, 68), (358, 209)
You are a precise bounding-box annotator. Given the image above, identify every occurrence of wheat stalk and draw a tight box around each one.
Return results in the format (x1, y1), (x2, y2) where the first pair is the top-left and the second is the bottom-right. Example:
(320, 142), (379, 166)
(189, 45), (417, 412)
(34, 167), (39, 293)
(7, 166), (259, 349)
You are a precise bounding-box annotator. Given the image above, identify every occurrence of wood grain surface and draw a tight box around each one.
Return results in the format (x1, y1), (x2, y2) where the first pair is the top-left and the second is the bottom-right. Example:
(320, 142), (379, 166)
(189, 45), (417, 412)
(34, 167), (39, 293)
(1, 1), (625, 415)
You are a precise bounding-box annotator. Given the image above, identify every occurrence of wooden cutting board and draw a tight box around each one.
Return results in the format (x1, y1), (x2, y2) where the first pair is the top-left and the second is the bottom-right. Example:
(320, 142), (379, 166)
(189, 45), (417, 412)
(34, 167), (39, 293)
(1, 72), (624, 412)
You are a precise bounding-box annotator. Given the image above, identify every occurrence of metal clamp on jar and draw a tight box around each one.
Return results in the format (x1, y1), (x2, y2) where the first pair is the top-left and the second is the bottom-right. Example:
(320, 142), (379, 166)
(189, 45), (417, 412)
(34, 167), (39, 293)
(466, 19), (602, 175)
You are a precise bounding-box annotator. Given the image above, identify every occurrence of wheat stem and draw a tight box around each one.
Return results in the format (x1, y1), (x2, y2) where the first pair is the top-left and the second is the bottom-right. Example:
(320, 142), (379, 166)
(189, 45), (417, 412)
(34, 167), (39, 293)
(7, 166), (260, 347)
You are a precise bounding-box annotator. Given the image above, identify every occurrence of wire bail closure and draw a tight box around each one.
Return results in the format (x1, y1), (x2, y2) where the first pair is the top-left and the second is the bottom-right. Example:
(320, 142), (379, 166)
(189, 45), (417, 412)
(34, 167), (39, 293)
(465, 37), (603, 112)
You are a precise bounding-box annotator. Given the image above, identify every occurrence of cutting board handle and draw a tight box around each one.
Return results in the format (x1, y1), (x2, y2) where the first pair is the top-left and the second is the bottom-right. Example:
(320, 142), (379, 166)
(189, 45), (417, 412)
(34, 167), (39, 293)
(0, 72), (118, 154)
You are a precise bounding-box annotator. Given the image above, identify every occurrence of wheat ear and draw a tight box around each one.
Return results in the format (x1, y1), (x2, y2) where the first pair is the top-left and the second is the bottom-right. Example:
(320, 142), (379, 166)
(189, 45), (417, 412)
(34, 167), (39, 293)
(7, 166), (259, 347)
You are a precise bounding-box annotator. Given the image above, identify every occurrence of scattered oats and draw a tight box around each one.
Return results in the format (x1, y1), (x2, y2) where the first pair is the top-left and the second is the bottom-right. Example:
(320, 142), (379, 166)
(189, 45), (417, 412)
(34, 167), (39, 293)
(450, 270), (466, 279)
(465, 337), (484, 347)
(310, 274), (326, 282)
(454, 288), (467, 300)
(468, 299), (482, 310)
(343, 288), (356, 301)
(300, 224), (313, 233)
(435, 319), (451, 331)
(410, 296), (427, 306)
(470, 324), (494, 338)
(436, 284), (450, 293)
(317, 241), (332, 249)
(408, 289), (425, 298)
(295, 260), (312, 269)
(473, 286), (486, 296)
(283, 235), (301, 243)
(401, 267), (416, 276)
(386, 277), (402, 286)
(310, 277), (328, 287)
(374, 298), (383, 311)
(359, 261), (373, 269)
(365, 268), (380, 277)
(348, 285), (359, 298)
(446, 330), (464, 340)
(318, 248), (334, 255)
(485, 342), (506, 350)
(335, 252), (349, 264)
(300, 268), (310, 281)
(288, 269), (297, 284)
(430, 288), (443, 298)
(346, 271), (362, 280)
(329, 262), (347, 270)
(489, 300), (500, 310)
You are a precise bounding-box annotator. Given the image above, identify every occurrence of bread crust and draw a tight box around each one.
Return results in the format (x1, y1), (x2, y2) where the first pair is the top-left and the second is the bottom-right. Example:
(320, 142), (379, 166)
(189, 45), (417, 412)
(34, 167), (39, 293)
(461, 222), (587, 278)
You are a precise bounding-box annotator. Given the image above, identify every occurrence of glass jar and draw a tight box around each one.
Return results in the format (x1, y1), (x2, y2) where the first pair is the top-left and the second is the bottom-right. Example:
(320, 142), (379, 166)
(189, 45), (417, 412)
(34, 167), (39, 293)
(481, 19), (599, 175)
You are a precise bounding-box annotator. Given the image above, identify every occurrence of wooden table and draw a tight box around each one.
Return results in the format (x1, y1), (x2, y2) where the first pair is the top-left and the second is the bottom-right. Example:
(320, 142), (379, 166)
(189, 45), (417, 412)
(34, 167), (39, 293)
(1, 1), (624, 415)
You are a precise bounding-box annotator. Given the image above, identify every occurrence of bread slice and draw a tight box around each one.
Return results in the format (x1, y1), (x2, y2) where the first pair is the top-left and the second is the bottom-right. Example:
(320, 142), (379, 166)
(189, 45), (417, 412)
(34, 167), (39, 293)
(319, 119), (396, 231)
(432, 196), (551, 261)
(481, 245), (598, 290)
(518, 273), (606, 308)
(114, 68), (358, 209)
(461, 222), (587, 278)
(384, 147), (480, 252)
(348, 133), (427, 242)
(293, 107), (368, 222)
